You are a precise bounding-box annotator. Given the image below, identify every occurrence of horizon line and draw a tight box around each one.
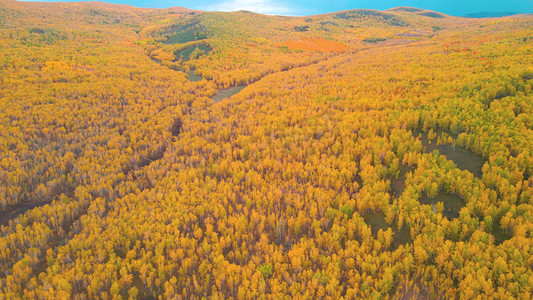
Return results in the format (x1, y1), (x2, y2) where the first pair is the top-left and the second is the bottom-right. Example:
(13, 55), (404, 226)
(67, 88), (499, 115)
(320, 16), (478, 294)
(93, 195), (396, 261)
(13, 1), (533, 18)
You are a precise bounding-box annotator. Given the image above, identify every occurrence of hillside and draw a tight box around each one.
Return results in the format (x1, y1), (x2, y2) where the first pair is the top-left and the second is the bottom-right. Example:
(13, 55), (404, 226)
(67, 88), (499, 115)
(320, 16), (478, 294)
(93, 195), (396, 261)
(0, 0), (532, 298)
(464, 12), (522, 18)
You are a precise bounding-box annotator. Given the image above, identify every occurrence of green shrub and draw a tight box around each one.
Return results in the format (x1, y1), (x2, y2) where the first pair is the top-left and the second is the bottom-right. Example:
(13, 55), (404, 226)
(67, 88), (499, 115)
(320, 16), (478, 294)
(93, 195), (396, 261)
(363, 37), (386, 43)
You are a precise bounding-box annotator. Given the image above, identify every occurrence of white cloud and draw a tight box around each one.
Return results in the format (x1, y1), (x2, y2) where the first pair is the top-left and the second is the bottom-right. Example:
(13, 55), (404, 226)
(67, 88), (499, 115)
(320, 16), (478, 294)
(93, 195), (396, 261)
(207, 0), (293, 15)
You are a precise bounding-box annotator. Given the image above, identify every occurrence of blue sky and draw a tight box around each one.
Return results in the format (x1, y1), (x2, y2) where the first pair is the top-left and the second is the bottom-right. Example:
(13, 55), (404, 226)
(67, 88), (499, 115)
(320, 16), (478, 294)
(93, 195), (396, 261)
(17, 0), (533, 16)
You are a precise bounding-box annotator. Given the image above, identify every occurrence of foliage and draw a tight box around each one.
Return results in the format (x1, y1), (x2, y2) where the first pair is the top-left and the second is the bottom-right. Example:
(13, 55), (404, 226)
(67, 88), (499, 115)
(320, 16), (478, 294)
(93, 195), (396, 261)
(0, 1), (532, 299)
(336, 9), (408, 27)
(257, 263), (273, 278)
(276, 38), (348, 52)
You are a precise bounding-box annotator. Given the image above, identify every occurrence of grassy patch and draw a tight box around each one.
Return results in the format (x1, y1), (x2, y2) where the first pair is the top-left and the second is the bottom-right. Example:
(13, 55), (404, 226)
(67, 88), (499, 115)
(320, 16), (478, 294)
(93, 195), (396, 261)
(423, 140), (484, 178)
(363, 212), (412, 248)
(162, 17), (207, 44)
(174, 43), (212, 62)
(419, 192), (464, 219)
(363, 37), (387, 43)
(212, 85), (246, 102)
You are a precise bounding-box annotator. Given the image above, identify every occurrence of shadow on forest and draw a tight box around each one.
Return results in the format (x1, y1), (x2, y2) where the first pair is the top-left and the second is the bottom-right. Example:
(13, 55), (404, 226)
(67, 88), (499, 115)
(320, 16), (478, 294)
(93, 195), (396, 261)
(122, 144), (167, 178)
(170, 118), (182, 137)
(391, 165), (413, 198)
(142, 146), (167, 168)
(395, 277), (431, 300)
(491, 219), (510, 245)
(0, 200), (52, 227)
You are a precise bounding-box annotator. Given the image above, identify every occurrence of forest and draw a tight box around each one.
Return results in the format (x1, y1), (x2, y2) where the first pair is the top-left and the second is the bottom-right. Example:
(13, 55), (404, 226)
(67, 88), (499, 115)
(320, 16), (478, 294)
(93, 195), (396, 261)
(0, 0), (532, 298)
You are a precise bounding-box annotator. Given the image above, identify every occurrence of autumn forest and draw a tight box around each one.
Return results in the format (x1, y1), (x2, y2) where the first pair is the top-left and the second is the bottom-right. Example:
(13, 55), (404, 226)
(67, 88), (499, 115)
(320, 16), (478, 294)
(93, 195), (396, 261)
(0, 0), (532, 298)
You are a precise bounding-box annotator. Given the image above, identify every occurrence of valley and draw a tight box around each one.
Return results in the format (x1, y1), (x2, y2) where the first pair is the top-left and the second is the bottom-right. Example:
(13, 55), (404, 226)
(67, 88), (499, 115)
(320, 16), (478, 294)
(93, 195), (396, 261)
(0, 0), (531, 298)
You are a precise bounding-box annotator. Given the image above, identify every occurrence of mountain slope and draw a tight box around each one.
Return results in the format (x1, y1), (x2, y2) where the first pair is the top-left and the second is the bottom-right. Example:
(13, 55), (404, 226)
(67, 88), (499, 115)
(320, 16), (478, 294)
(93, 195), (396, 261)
(0, 1), (532, 298)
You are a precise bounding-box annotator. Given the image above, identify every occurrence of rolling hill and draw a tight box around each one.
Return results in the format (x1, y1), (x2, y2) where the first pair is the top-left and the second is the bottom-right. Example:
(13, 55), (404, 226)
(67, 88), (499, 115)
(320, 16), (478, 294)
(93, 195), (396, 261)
(0, 0), (532, 298)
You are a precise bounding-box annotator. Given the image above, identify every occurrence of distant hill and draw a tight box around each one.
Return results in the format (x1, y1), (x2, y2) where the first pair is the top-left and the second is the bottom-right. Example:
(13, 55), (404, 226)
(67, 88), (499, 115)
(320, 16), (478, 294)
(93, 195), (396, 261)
(1, 1), (532, 299)
(464, 12), (521, 18)
(388, 7), (449, 19)
(389, 7), (424, 13)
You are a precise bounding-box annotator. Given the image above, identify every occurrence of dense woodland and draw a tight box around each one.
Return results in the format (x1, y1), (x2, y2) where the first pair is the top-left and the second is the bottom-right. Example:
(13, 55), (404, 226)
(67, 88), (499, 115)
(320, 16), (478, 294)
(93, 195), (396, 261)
(0, 0), (532, 298)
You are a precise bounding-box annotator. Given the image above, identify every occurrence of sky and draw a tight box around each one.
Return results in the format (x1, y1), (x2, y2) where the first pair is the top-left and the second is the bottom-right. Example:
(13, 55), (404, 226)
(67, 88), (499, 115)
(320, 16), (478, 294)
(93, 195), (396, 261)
(17, 0), (533, 16)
